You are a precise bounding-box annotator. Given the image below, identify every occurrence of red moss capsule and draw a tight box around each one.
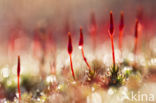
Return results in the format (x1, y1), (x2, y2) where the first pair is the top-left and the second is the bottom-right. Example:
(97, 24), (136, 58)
(109, 11), (114, 35)
(17, 56), (20, 77)
(68, 32), (73, 54)
(79, 27), (83, 47)
(119, 11), (124, 31)
(134, 19), (139, 55)
(135, 19), (139, 38)
(119, 11), (124, 51)
(17, 56), (21, 101)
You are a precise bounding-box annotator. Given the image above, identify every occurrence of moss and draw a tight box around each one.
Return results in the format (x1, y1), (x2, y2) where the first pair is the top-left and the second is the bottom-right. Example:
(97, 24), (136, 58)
(108, 65), (125, 87)
(1, 78), (16, 101)
(5, 85), (16, 101)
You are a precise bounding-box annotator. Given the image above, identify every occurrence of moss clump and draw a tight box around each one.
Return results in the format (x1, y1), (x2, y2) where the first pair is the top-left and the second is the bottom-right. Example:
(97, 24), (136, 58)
(108, 65), (125, 87)
(86, 59), (106, 83)
(21, 75), (47, 98)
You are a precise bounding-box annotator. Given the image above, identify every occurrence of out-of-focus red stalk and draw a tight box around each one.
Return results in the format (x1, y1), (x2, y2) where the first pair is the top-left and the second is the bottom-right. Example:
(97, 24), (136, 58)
(109, 11), (116, 66)
(17, 56), (21, 102)
(90, 12), (97, 50)
(33, 29), (40, 59)
(134, 19), (139, 55)
(9, 22), (21, 53)
(79, 27), (91, 71)
(9, 35), (15, 52)
(67, 32), (75, 80)
(119, 11), (124, 52)
(50, 61), (56, 75)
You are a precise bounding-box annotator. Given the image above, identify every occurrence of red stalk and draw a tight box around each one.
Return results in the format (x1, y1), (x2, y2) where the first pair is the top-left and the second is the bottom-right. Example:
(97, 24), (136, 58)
(119, 11), (124, 52)
(17, 56), (21, 102)
(109, 11), (116, 66)
(69, 54), (75, 79)
(134, 19), (139, 55)
(110, 36), (115, 66)
(67, 32), (75, 80)
(81, 48), (91, 70)
(79, 27), (91, 70)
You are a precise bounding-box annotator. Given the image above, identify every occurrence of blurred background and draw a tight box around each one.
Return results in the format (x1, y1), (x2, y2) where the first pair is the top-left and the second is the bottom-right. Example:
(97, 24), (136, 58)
(0, 0), (155, 62)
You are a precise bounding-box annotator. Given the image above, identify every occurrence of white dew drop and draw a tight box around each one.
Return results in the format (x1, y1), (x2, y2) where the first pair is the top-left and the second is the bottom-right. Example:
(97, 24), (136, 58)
(122, 66), (132, 73)
(37, 98), (40, 101)
(1, 67), (9, 78)
(117, 87), (129, 101)
(87, 92), (102, 103)
(91, 87), (95, 92)
(108, 88), (114, 95)
(46, 75), (56, 83)
(148, 58), (156, 66)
